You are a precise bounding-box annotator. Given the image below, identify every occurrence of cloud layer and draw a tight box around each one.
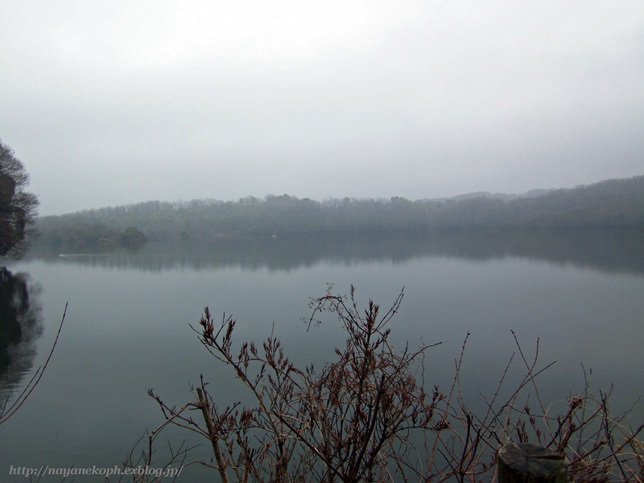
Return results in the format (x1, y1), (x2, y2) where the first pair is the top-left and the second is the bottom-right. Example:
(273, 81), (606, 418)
(1, 1), (643, 215)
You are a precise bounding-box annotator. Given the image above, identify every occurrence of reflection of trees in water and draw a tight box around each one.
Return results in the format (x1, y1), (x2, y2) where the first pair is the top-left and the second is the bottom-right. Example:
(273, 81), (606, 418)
(25, 228), (644, 276)
(0, 267), (43, 406)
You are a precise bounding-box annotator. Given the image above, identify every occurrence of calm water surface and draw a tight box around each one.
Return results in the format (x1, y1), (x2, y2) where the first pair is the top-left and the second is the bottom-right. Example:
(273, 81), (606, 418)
(1, 230), (643, 481)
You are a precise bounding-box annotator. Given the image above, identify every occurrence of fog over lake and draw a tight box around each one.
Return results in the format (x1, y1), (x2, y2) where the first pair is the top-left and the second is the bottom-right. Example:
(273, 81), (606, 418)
(3, 2), (644, 480)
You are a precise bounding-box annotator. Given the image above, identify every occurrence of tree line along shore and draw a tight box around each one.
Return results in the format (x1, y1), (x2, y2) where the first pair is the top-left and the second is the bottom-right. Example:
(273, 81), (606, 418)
(34, 175), (644, 247)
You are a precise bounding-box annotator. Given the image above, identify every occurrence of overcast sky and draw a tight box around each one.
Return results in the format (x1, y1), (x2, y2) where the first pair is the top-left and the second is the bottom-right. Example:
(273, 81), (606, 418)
(1, 1), (643, 215)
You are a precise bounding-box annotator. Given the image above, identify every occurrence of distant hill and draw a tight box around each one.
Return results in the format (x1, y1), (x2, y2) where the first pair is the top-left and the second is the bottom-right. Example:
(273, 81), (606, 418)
(35, 175), (644, 243)
(427, 188), (552, 203)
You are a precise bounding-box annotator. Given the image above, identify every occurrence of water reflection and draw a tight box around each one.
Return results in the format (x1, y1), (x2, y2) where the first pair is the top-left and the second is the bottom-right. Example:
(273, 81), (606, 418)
(26, 228), (644, 276)
(0, 268), (43, 408)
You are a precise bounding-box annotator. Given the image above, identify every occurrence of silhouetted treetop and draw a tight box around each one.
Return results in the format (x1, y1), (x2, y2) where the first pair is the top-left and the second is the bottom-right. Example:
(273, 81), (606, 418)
(0, 140), (39, 259)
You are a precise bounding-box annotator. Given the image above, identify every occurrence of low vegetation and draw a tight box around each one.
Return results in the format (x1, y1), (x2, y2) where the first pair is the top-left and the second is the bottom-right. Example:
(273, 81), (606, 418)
(131, 286), (643, 482)
(39, 223), (147, 250)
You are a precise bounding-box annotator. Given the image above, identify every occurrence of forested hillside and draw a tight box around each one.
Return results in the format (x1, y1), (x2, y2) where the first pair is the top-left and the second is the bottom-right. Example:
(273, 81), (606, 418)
(36, 175), (644, 243)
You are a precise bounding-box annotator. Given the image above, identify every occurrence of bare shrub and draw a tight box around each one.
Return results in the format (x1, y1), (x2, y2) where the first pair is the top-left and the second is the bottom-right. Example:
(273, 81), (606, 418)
(136, 286), (642, 482)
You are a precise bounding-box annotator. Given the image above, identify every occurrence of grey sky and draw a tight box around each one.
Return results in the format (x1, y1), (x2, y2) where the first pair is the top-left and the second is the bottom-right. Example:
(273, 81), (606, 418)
(1, 1), (643, 215)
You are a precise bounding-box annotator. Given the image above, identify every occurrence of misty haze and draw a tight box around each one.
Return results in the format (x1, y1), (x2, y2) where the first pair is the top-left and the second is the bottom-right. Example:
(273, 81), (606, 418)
(1, 1), (644, 481)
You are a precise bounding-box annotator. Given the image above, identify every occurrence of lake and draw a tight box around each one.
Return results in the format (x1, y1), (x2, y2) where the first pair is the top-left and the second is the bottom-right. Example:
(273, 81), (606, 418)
(1, 229), (643, 481)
